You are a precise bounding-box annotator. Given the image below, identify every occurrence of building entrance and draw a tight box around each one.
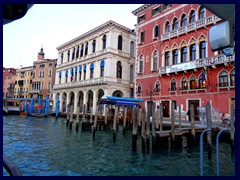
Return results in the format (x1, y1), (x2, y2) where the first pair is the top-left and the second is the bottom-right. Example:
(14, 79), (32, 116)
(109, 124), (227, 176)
(188, 100), (200, 121)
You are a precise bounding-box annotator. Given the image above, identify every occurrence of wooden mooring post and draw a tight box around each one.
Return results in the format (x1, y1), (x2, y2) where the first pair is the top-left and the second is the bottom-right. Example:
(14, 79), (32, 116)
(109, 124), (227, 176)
(76, 104), (80, 131)
(160, 103), (163, 131)
(141, 108), (146, 152)
(230, 104), (235, 153)
(66, 104), (70, 127)
(206, 101), (212, 160)
(156, 106), (160, 130)
(190, 104), (196, 142)
(132, 106), (139, 151)
(152, 103), (157, 148)
(104, 105), (109, 130)
(69, 105), (74, 130)
(178, 104), (182, 128)
(113, 105), (119, 142)
(171, 101), (175, 144)
(146, 101), (152, 151)
(123, 106), (127, 135)
(93, 105), (99, 138)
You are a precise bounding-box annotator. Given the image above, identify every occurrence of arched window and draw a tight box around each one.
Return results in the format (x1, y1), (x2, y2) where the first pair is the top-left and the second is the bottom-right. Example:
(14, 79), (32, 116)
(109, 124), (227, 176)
(80, 44), (84, 57)
(116, 61), (122, 79)
(155, 81), (160, 93)
(140, 31), (145, 43)
(130, 41), (135, 58)
(76, 46), (79, 58)
(79, 66), (82, 81)
(200, 41), (206, 59)
(181, 46), (187, 63)
(181, 14), (187, 27)
(165, 21), (171, 32)
(152, 51), (158, 70)
(100, 60), (105, 77)
(190, 44), (196, 61)
(102, 35), (106, 49)
(181, 77), (188, 90)
(189, 10), (196, 23)
(65, 69), (68, 83)
(190, 76), (197, 89)
(137, 83), (142, 94)
(172, 49), (178, 65)
(90, 63), (94, 79)
(130, 65), (134, 83)
(199, 74), (206, 88)
(165, 51), (170, 66)
(139, 55), (144, 73)
(199, 6), (205, 20)
(83, 65), (87, 80)
(61, 53), (63, 64)
(118, 35), (122, 50)
(172, 18), (178, 30)
(85, 42), (88, 56)
(219, 70), (228, 87)
(58, 71), (62, 84)
(154, 25), (159, 38)
(49, 69), (52, 77)
(170, 79), (177, 91)
(72, 48), (75, 60)
(92, 39), (96, 53)
(74, 67), (78, 81)
(230, 69), (235, 86)
(67, 50), (70, 61)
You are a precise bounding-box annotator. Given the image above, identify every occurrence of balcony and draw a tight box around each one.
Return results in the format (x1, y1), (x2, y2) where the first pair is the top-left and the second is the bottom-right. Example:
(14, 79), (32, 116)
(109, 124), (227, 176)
(29, 89), (41, 94)
(53, 76), (130, 90)
(216, 82), (235, 91)
(17, 90), (24, 95)
(161, 15), (221, 41)
(159, 54), (234, 75)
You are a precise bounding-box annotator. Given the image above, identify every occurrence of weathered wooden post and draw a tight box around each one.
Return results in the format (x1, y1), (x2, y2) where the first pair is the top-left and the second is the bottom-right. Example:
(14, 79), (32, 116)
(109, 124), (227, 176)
(69, 104), (74, 130)
(141, 108), (146, 152)
(206, 101), (212, 160)
(137, 108), (142, 135)
(113, 105), (119, 142)
(160, 103), (163, 131)
(171, 101), (175, 143)
(66, 104), (70, 127)
(152, 103), (157, 149)
(93, 105), (99, 138)
(76, 104), (80, 131)
(156, 105), (160, 130)
(230, 104), (235, 153)
(146, 101), (151, 151)
(81, 104), (86, 130)
(99, 104), (103, 121)
(116, 106), (120, 131)
(104, 105), (109, 130)
(90, 106), (93, 125)
(190, 104), (195, 142)
(132, 106), (139, 151)
(123, 106), (127, 135)
(178, 104), (182, 128)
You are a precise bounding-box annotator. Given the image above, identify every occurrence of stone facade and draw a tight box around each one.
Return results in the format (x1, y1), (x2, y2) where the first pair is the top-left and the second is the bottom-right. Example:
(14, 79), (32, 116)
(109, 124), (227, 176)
(53, 20), (136, 114)
(3, 67), (16, 98)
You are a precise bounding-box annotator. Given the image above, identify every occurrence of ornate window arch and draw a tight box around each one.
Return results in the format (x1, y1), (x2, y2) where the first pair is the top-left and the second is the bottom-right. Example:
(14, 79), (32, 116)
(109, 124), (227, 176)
(137, 83), (142, 94)
(219, 70), (228, 87)
(181, 76), (188, 90)
(139, 54), (144, 73)
(230, 69), (235, 86)
(165, 21), (171, 33)
(189, 10), (196, 23)
(198, 6), (205, 20)
(153, 24), (159, 38)
(152, 50), (158, 70)
(181, 14), (188, 27)
(172, 17), (179, 30)
(170, 78), (177, 91)
(190, 75), (197, 89)
(155, 80), (161, 93)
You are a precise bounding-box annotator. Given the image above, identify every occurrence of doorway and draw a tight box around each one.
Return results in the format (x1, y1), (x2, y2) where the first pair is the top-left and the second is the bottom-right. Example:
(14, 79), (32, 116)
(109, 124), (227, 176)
(162, 101), (170, 118)
(188, 100), (200, 121)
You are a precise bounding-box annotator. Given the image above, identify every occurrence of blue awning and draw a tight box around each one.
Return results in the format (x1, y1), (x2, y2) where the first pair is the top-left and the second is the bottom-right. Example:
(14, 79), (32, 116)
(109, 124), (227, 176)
(100, 60), (105, 67)
(84, 65), (87, 71)
(65, 69), (68, 76)
(59, 71), (62, 78)
(75, 67), (78, 73)
(79, 66), (82, 72)
(90, 63), (94, 70)
(104, 96), (144, 102)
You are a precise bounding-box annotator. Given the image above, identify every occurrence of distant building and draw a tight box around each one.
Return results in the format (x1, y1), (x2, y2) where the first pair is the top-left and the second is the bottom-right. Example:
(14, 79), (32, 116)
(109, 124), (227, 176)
(3, 67), (16, 98)
(53, 20), (136, 114)
(132, 4), (235, 118)
(29, 48), (57, 100)
(14, 66), (33, 98)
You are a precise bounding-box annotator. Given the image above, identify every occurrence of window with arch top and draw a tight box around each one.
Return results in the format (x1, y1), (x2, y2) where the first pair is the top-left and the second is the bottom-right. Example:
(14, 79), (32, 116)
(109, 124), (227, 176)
(118, 35), (122, 50)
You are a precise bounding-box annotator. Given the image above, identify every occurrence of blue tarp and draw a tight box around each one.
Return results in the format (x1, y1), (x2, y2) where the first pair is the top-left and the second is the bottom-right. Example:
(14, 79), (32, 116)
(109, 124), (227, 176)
(105, 96), (144, 102)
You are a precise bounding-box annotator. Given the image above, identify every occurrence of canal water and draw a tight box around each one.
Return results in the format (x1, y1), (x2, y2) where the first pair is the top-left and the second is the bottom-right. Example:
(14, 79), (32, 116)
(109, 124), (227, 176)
(3, 115), (235, 176)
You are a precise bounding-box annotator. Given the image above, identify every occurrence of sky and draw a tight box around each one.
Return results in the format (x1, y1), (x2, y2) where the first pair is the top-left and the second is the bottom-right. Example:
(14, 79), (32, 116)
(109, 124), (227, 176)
(3, 4), (143, 69)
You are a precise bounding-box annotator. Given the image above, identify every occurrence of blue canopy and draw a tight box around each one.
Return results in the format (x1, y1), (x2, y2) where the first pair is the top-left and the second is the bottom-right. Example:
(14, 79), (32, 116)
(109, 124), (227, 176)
(75, 67), (78, 73)
(84, 65), (87, 71)
(79, 66), (82, 72)
(65, 69), (68, 76)
(59, 71), (62, 78)
(90, 63), (94, 70)
(100, 60), (105, 67)
(104, 96), (144, 102)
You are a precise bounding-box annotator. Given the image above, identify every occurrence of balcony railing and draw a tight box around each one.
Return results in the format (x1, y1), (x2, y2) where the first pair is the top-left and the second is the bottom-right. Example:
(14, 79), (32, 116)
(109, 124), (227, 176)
(29, 89), (41, 94)
(216, 82), (235, 90)
(159, 54), (234, 75)
(53, 76), (130, 90)
(17, 90), (24, 95)
(161, 15), (221, 41)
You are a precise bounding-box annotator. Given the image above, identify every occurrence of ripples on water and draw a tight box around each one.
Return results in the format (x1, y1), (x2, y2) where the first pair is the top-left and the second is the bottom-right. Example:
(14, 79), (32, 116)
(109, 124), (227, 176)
(3, 115), (235, 176)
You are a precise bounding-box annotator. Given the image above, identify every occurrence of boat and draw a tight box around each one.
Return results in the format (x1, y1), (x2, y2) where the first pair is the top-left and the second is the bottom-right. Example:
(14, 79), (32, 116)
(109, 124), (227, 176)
(28, 113), (47, 118)
(19, 111), (28, 116)
(3, 99), (21, 115)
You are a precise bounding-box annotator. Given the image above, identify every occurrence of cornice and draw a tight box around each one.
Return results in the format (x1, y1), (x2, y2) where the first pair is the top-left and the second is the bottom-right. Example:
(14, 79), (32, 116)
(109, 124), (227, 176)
(132, 4), (155, 16)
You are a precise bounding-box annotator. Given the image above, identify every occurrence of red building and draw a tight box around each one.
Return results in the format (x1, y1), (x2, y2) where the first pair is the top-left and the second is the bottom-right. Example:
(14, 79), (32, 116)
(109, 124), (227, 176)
(132, 4), (235, 119)
(3, 67), (16, 98)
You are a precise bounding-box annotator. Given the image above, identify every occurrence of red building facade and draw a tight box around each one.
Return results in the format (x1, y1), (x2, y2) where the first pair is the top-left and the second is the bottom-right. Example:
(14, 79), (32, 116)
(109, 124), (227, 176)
(132, 4), (235, 119)
(3, 67), (16, 98)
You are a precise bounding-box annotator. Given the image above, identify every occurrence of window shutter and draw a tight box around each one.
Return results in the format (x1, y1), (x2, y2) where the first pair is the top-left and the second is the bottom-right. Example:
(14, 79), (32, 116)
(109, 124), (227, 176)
(137, 17), (140, 23)
(158, 6), (161, 13)
(152, 9), (154, 16)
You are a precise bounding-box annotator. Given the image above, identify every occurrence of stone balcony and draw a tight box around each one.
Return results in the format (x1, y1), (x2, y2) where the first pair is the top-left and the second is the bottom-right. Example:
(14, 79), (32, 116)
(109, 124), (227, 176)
(53, 76), (130, 90)
(159, 54), (234, 75)
(161, 15), (221, 41)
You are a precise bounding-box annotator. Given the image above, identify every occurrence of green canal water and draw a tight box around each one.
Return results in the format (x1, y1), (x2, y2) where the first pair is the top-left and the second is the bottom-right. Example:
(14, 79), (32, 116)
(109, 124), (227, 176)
(3, 115), (235, 176)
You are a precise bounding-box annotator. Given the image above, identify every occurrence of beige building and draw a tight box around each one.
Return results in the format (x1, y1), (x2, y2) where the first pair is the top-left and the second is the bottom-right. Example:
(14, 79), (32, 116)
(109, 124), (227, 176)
(29, 48), (57, 100)
(53, 20), (136, 114)
(14, 66), (33, 98)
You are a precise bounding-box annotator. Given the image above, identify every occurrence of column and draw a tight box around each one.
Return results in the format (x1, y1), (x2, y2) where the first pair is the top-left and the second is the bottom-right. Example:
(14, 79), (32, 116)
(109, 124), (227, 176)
(74, 92), (78, 113)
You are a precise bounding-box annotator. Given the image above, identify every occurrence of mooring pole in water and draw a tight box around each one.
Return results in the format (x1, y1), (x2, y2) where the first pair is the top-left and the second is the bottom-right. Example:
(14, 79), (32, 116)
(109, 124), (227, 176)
(55, 95), (59, 119)
(113, 105), (119, 142)
(81, 104), (86, 130)
(69, 104), (74, 130)
(138, 108), (142, 135)
(156, 106), (160, 130)
(206, 101), (212, 160)
(66, 104), (70, 127)
(190, 104), (196, 142)
(104, 105), (109, 130)
(146, 101), (152, 151)
(76, 104), (80, 131)
(90, 106), (93, 125)
(200, 128), (211, 176)
(44, 96), (49, 116)
(93, 105), (99, 138)
(132, 106), (139, 151)
(123, 106), (127, 135)
(178, 104), (182, 128)
(230, 104), (235, 153)
(171, 101), (175, 143)
(116, 106), (120, 131)
(160, 103), (163, 131)
(152, 103), (157, 149)
(141, 108), (146, 152)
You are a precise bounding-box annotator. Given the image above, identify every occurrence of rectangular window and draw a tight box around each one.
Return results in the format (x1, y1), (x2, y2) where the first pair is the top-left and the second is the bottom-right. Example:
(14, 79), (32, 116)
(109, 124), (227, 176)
(152, 6), (161, 16)
(200, 41), (206, 59)
(138, 14), (146, 23)
(165, 52), (170, 66)
(140, 31), (145, 43)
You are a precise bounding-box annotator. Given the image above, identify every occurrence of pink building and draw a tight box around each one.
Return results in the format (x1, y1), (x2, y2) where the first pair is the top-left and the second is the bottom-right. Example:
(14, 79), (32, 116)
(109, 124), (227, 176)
(3, 67), (16, 98)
